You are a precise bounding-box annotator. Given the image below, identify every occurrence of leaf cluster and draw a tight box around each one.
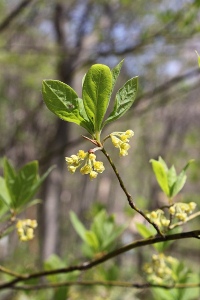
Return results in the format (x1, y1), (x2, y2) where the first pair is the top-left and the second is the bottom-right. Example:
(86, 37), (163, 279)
(70, 209), (126, 258)
(42, 61), (138, 140)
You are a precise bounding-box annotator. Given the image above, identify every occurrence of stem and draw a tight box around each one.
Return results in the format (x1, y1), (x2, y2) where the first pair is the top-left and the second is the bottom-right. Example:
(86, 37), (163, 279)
(8, 280), (200, 291)
(0, 219), (16, 239)
(102, 148), (163, 236)
(169, 211), (200, 229)
(0, 230), (199, 290)
(0, 265), (27, 279)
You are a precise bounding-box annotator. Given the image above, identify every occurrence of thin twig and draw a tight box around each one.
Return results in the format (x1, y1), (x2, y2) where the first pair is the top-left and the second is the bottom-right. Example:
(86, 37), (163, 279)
(0, 219), (16, 239)
(8, 280), (200, 291)
(0, 230), (199, 290)
(169, 211), (200, 229)
(101, 148), (163, 235)
(0, 266), (26, 279)
(0, 0), (35, 33)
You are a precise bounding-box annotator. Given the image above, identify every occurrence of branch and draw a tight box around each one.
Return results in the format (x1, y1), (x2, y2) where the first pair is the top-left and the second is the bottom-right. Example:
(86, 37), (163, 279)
(9, 280), (200, 291)
(0, 230), (199, 290)
(169, 211), (200, 230)
(102, 148), (163, 235)
(0, 0), (35, 33)
(0, 219), (16, 239)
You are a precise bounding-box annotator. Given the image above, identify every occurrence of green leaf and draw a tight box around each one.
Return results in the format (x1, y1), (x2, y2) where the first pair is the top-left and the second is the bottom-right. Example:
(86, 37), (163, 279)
(3, 158), (17, 205)
(150, 159), (170, 196)
(136, 223), (156, 238)
(183, 159), (194, 171)
(102, 225), (125, 250)
(77, 98), (94, 132)
(85, 231), (99, 250)
(42, 80), (93, 134)
(0, 176), (12, 208)
(104, 76), (138, 126)
(4, 159), (53, 210)
(158, 156), (169, 172)
(22, 165), (55, 208)
(168, 165), (177, 191)
(171, 171), (187, 197)
(111, 60), (124, 90)
(70, 211), (87, 242)
(13, 161), (39, 208)
(82, 64), (113, 132)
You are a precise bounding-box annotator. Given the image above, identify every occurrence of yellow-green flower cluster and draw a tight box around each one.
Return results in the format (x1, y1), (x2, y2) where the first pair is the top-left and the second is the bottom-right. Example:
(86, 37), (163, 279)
(169, 202), (196, 222)
(144, 253), (178, 284)
(110, 130), (134, 156)
(16, 219), (37, 242)
(65, 150), (87, 174)
(65, 151), (105, 180)
(146, 209), (170, 228)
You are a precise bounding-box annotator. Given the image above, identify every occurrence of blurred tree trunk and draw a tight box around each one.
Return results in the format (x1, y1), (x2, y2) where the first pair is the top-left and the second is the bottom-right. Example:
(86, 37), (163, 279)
(39, 2), (73, 260)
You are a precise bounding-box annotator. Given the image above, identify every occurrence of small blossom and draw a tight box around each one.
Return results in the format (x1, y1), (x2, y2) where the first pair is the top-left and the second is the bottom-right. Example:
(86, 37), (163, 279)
(89, 171), (98, 180)
(146, 209), (170, 230)
(77, 150), (87, 160)
(80, 164), (92, 175)
(120, 134), (129, 142)
(144, 253), (178, 284)
(88, 153), (96, 161)
(93, 161), (105, 173)
(68, 166), (77, 173)
(150, 211), (157, 219)
(169, 202), (197, 222)
(125, 130), (134, 138)
(169, 206), (175, 215)
(111, 135), (121, 148)
(66, 149), (104, 179)
(16, 219), (38, 242)
(110, 130), (134, 156)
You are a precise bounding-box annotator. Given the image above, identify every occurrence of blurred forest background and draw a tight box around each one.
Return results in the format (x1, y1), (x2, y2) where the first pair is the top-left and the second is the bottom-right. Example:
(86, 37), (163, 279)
(0, 0), (200, 299)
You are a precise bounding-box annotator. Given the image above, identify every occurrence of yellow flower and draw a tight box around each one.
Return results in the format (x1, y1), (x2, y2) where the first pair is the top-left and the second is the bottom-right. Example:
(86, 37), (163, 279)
(88, 153), (96, 160)
(16, 219), (38, 242)
(66, 149), (105, 179)
(80, 164), (92, 174)
(111, 135), (121, 148)
(89, 171), (98, 180)
(125, 130), (134, 138)
(169, 206), (175, 215)
(77, 150), (87, 160)
(110, 129), (134, 156)
(93, 161), (105, 173)
(68, 166), (77, 173)
(120, 134), (129, 142)
(188, 202), (196, 212)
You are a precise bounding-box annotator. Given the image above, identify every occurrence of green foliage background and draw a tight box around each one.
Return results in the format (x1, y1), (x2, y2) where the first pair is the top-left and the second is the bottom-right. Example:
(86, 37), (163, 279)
(0, 0), (200, 299)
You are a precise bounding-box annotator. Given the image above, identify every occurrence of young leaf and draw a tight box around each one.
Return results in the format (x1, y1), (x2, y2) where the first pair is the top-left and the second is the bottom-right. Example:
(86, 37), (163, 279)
(158, 156), (169, 172)
(70, 211), (87, 242)
(136, 223), (156, 239)
(13, 161), (39, 208)
(168, 165), (177, 190)
(4, 158), (54, 210)
(103, 76), (138, 126)
(82, 64), (113, 133)
(111, 60), (124, 90)
(42, 80), (93, 134)
(150, 159), (170, 196)
(3, 158), (17, 206)
(19, 165), (55, 209)
(0, 177), (12, 208)
(170, 171), (187, 197)
(85, 231), (99, 250)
